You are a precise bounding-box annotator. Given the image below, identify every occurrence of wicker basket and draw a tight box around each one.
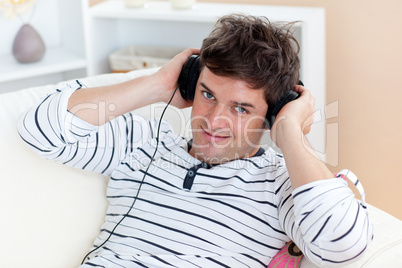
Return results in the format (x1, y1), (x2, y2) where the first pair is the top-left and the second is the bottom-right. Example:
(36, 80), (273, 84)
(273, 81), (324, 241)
(109, 45), (185, 73)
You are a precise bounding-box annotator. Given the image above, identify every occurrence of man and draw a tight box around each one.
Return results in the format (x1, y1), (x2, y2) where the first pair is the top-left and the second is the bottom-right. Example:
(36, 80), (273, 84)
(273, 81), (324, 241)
(18, 14), (372, 267)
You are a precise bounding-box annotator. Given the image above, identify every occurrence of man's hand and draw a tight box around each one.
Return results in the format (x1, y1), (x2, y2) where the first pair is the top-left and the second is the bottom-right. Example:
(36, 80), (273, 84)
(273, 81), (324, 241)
(153, 48), (200, 109)
(269, 85), (333, 189)
(270, 85), (315, 149)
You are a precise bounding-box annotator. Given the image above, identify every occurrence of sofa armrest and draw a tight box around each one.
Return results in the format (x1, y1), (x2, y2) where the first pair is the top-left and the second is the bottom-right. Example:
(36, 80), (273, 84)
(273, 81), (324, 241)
(301, 204), (402, 267)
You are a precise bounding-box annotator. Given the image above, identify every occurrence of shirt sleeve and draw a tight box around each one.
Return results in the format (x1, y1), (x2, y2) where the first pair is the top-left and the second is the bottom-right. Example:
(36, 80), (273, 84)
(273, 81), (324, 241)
(17, 80), (172, 177)
(275, 163), (373, 267)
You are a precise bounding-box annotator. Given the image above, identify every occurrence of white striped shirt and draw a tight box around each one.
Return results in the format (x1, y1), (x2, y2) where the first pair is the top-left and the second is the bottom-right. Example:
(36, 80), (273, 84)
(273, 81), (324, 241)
(18, 80), (373, 267)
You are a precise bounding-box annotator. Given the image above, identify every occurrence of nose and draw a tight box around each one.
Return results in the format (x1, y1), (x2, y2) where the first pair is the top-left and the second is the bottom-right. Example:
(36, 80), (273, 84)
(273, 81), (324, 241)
(206, 105), (232, 131)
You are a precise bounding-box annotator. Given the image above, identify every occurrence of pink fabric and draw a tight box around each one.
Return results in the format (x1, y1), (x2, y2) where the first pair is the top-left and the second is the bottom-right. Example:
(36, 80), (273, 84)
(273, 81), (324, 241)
(267, 241), (303, 268)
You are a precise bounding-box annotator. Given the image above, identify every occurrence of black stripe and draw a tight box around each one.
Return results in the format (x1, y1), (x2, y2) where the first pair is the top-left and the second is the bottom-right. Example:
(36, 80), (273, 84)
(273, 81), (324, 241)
(331, 205), (360, 242)
(161, 140), (172, 152)
(205, 257), (231, 268)
(299, 210), (312, 226)
(63, 141), (80, 165)
(138, 147), (154, 161)
(18, 134), (52, 153)
(149, 254), (174, 266)
(122, 115), (129, 156)
(34, 94), (56, 147)
(240, 253), (267, 267)
(279, 193), (292, 208)
(69, 129), (90, 138)
(114, 254), (148, 267)
(197, 191), (277, 207)
(238, 157), (266, 169)
(129, 113), (134, 151)
(160, 156), (188, 170)
(55, 146), (66, 159)
(137, 169), (182, 190)
(310, 243), (368, 264)
(148, 121), (154, 139)
(198, 171), (276, 184)
(75, 80), (83, 88)
(83, 133), (99, 170)
(101, 122), (116, 174)
(282, 204), (294, 227)
(293, 186), (313, 199)
(274, 174), (290, 195)
(312, 215), (332, 242)
(82, 262), (105, 267)
(48, 93), (64, 144)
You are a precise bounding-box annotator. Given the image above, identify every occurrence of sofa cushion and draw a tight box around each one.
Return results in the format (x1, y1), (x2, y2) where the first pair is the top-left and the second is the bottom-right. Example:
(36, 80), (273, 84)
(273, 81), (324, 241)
(0, 82), (108, 267)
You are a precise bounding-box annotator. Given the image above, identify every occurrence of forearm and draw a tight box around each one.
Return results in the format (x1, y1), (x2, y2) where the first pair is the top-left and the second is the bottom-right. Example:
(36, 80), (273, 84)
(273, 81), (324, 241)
(17, 81), (151, 176)
(67, 47), (199, 126)
(275, 118), (333, 189)
(277, 175), (373, 267)
(67, 74), (167, 126)
(18, 81), (97, 159)
(273, 89), (373, 266)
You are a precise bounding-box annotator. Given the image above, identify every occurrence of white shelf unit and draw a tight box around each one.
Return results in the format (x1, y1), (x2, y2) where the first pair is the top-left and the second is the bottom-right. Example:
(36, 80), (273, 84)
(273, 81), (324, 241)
(86, 0), (327, 158)
(0, 0), (87, 93)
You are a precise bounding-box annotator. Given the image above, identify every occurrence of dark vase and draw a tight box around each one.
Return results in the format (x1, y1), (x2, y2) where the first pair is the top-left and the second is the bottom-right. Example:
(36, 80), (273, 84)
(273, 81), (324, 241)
(12, 24), (46, 63)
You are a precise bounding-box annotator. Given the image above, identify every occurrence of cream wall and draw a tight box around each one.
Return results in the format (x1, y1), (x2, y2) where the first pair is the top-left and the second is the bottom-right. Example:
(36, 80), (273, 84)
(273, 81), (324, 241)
(90, 0), (402, 220)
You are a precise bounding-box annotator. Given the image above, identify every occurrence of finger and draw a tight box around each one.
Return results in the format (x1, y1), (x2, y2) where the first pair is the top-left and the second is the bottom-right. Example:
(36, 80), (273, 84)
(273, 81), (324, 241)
(186, 47), (200, 55)
(293, 84), (305, 94)
(178, 48), (200, 62)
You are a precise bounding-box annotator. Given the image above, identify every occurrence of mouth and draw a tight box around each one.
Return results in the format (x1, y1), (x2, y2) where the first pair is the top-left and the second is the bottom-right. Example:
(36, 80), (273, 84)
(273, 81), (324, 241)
(201, 127), (231, 143)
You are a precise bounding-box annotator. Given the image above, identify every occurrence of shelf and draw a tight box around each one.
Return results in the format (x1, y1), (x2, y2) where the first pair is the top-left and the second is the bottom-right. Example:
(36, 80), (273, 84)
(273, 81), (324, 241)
(90, 0), (321, 23)
(0, 47), (86, 83)
(0, 0), (86, 91)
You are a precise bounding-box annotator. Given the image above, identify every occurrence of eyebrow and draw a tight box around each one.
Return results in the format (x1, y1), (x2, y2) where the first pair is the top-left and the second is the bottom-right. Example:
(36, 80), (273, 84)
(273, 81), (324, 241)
(200, 82), (257, 109)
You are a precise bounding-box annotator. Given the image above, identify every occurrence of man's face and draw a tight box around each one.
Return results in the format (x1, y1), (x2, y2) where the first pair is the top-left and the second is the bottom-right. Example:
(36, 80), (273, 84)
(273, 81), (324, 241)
(189, 67), (269, 164)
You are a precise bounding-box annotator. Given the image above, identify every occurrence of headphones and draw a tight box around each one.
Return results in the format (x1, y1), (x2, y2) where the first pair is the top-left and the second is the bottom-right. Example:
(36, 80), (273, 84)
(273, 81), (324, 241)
(178, 55), (302, 129)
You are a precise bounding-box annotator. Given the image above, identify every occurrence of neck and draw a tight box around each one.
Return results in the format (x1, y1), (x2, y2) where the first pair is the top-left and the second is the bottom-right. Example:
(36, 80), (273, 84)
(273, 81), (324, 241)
(188, 144), (263, 165)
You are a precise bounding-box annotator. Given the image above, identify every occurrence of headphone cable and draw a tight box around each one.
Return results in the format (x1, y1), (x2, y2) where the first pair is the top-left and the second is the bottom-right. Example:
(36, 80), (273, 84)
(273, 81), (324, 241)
(81, 84), (180, 265)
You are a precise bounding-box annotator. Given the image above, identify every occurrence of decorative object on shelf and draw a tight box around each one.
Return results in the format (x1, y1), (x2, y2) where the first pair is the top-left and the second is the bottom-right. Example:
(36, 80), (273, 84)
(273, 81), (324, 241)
(0, 0), (46, 64)
(12, 23), (45, 63)
(170, 0), (196, 9)
(125, 0), (147, 8)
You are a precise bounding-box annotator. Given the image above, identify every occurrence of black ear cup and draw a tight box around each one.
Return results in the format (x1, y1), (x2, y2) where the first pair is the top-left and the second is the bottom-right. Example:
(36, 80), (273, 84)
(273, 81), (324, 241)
(265, 80), (303, 129)
(266, 90), (300, 129)
(178, 55), (201, 100)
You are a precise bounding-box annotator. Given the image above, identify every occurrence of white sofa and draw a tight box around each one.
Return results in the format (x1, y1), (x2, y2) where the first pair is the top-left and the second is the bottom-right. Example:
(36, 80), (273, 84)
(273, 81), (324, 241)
(1, 69), (402, 268)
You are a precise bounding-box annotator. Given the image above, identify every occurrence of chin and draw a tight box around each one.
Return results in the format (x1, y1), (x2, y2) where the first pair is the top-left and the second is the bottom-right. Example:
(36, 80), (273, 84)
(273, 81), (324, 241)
(192, 146), (229, 164)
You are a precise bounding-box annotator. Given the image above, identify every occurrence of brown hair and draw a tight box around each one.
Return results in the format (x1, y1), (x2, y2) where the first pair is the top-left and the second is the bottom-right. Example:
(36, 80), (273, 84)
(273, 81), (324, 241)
(200, 14), (300, 107)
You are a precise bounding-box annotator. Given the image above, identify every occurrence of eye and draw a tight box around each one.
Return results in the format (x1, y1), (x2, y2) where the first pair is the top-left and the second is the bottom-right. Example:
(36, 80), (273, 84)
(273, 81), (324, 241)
(203, 91), (215, 100)
(234, 106), (247, 114)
